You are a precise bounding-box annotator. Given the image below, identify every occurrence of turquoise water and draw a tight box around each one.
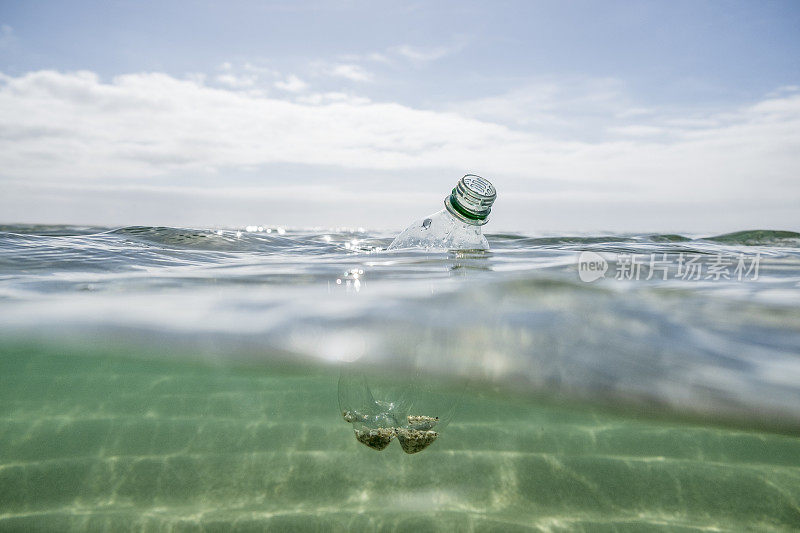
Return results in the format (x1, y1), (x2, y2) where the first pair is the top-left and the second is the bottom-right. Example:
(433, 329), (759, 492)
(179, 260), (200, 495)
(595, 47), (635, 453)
(1, 225), (799, 531)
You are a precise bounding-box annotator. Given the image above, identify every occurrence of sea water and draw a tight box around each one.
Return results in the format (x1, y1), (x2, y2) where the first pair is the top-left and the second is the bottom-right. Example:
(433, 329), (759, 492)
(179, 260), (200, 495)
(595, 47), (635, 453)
(0, 225), (799, 531)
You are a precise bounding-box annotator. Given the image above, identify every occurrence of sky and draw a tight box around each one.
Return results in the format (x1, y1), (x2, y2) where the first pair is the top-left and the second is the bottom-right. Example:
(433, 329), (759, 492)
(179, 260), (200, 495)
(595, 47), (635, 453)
(1, 0), (799, 233)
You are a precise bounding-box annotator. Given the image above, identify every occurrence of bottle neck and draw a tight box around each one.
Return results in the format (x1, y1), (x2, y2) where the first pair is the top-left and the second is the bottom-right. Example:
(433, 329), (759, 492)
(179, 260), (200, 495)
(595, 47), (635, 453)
(444, 190), (489, 226)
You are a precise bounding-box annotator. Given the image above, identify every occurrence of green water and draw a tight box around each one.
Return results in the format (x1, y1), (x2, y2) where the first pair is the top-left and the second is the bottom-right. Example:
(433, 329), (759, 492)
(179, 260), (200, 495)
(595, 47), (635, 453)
(1, 342), (799, 532)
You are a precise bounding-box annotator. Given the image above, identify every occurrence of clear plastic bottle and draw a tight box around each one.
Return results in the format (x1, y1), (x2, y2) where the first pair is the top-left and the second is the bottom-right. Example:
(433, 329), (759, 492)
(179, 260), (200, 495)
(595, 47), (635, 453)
(387, 174), (497, 251)
(337, 175), (497, 454)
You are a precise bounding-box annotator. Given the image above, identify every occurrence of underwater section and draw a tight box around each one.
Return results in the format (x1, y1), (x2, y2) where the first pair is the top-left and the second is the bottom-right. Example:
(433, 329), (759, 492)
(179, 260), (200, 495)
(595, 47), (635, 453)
(1, 340), (799, 532)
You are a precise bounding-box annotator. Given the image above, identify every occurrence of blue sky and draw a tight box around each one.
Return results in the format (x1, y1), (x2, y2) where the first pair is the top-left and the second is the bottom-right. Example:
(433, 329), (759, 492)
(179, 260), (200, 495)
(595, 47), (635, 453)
(1, 1), (799, 232)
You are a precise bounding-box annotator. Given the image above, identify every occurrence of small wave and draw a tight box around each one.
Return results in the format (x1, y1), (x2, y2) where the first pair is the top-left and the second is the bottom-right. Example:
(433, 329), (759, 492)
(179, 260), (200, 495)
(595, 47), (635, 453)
(0, 224), (109, 236)
(109, 226), (348, 254)
(110, 226), (253, 251)
(706, 229), (800, 247)
(646, 234), (692, 243)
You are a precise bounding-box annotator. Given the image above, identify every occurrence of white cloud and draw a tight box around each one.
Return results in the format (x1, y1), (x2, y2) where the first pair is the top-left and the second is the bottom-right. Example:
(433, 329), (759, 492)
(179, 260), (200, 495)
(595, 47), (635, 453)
(213, 62), (281, 90)
(215, 73), (257, 88)
(294, 91), (369, 105)
(0, 70), (798, 231)
(339, 41), (464, 69)
(323, 40), (466, 86)
(365, 52), (390, 63)
(326, 63), (373, 82)
(274, 74), (308, 92)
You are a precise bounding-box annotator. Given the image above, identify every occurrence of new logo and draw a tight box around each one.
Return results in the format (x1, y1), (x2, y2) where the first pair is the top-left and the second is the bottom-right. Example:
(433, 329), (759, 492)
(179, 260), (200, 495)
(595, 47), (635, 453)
(577, 251), (608, 282)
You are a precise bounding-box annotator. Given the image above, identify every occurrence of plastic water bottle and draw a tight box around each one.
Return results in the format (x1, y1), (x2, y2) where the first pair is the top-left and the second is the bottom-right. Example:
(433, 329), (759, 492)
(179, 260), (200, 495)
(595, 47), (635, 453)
(337, 176), (496, 454)
(387, 174), (497, 251)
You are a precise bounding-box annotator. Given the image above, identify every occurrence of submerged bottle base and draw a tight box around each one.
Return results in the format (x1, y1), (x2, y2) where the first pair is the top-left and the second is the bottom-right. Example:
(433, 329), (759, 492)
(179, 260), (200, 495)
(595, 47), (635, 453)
(345, 413), (441, 454)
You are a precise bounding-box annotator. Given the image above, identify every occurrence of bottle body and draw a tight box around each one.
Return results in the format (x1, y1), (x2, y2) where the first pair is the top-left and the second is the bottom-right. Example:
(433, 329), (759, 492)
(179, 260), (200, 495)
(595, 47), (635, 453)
(387, 208), (489, 251)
